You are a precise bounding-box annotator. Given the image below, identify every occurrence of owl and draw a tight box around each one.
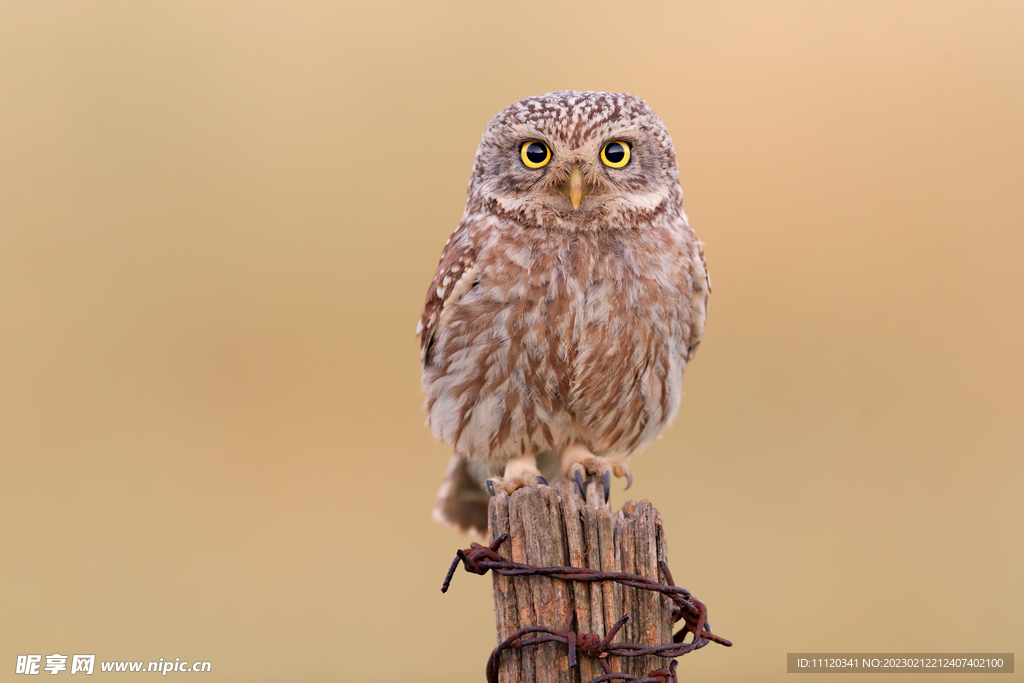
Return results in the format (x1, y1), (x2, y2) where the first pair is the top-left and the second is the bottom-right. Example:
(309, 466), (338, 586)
(418, 91), (709, 535)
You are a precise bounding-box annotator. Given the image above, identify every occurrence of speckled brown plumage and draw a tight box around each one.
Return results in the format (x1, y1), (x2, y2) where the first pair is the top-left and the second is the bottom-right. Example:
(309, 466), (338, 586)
(419, 92), (709, 534)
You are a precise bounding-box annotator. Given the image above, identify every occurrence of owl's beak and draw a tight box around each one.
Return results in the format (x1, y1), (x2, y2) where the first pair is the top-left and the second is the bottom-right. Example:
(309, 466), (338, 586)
(561, 164), (585, 210)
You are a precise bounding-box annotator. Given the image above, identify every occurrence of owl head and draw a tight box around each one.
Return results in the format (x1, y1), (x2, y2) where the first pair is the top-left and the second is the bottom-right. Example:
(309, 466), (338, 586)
(465, 91), (683, 232)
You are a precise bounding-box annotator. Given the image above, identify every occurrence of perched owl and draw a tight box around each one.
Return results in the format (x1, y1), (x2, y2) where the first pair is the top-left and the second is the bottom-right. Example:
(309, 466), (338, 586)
(418, 91), (709, 535)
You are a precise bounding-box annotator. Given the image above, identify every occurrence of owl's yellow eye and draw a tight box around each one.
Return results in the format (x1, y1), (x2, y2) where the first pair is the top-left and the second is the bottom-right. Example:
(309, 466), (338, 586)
(601, 141), (631, 168)
(520, 141), (551, 168)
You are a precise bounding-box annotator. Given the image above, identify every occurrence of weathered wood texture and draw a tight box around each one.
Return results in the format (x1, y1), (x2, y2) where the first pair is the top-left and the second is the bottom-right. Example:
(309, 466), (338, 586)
(488, 482), (673, 683)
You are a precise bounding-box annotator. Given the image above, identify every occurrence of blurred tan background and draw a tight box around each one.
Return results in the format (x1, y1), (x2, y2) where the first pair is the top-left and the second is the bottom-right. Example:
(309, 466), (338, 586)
(1, 1), (1022, 681)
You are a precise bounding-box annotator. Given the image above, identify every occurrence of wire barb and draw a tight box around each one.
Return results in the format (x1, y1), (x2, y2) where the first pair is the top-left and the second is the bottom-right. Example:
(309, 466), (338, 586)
(443, 539), (731, 682)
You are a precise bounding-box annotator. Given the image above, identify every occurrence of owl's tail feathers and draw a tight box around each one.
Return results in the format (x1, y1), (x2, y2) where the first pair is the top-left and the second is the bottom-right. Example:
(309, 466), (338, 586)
(433, 454), (499, 537)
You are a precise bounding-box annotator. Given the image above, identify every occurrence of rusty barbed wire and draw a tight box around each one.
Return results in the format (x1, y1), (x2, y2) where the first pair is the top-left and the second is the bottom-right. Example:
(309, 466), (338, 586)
(442, 534), (731, 683)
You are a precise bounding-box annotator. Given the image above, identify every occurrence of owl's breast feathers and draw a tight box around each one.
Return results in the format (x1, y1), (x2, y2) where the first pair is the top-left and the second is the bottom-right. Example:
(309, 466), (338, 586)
(419, 216), (708, 461)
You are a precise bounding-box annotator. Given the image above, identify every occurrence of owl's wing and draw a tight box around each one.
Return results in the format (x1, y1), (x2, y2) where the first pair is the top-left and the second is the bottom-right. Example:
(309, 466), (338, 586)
(417, 227), (479, 367)
(684, 243), (711, 361)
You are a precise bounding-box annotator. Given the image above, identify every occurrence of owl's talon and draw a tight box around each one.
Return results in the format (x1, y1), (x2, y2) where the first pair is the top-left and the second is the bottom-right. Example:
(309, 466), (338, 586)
(560, 443), (632, 503)
(484, 455), (546, 496)
(611, 458), (634, 492)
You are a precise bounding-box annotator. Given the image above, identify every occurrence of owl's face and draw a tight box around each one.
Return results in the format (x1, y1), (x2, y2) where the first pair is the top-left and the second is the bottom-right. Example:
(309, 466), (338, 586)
(466, 91), (682, 232)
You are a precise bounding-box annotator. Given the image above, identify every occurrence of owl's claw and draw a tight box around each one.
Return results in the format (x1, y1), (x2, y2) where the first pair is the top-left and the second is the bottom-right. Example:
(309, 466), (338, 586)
(560, 443), (632, 503)
(485, 455), (546, 497)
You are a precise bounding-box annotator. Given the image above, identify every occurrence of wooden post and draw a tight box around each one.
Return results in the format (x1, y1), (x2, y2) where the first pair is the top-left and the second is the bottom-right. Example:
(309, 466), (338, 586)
(488, 481), (674, 683)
